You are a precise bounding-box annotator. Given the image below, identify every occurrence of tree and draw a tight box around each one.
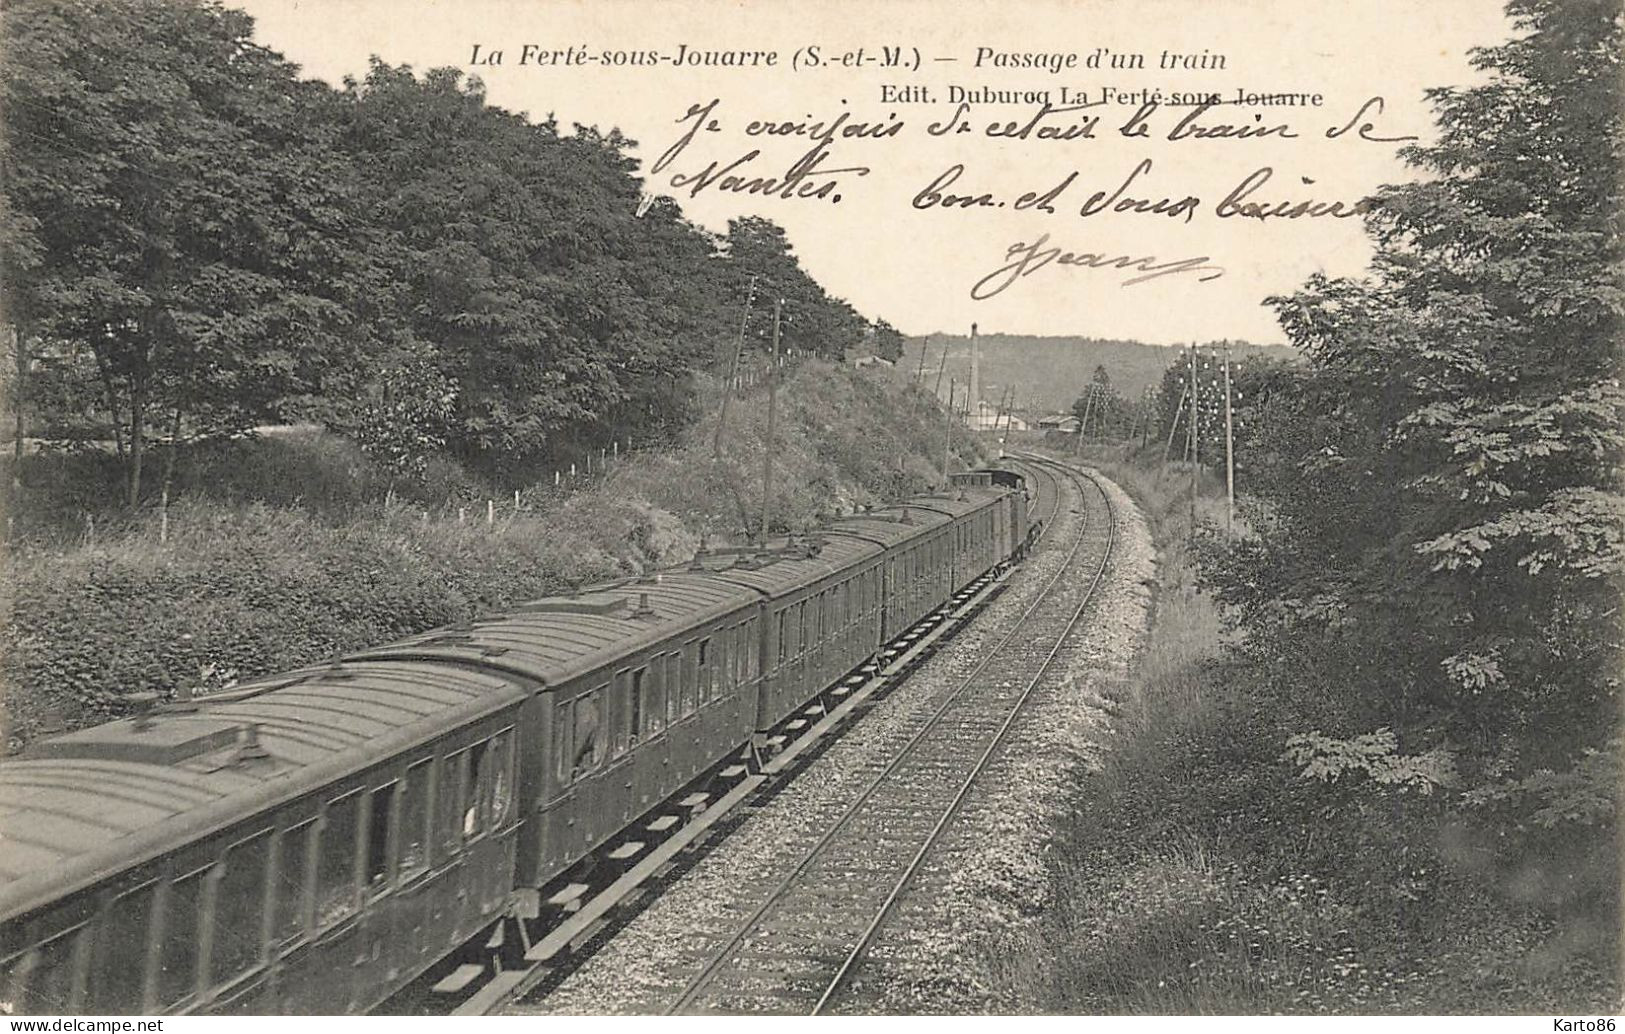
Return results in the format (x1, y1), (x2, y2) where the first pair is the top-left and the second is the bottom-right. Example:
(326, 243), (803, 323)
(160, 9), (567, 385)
(1206, 0), (1621, 868)
(334, 64), (739, 477)
(2, 0), (365, 506)
(871, 319), (906, 362)
(724, 216), (867, 360)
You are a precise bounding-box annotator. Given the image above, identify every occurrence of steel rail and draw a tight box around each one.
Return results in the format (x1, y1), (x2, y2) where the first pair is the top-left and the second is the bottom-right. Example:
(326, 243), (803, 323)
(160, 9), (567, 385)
(812, 455), (1114, 1013)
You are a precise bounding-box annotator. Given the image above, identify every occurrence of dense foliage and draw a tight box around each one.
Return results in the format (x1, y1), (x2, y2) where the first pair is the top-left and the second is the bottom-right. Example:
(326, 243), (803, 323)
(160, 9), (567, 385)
(1197, 0), (1621, 925)
(1, 0), (894, 497)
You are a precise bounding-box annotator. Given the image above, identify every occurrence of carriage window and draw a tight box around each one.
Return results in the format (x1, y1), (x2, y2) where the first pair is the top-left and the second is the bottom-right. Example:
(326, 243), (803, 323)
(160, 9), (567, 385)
(798, 602), (808, 655)
(665, 653), (683, 726)
(643, 664), (666, 736)
(697, 638), (712, 705)
(746, 619), (760, 679)
(464, 741), (490, 839)
(572, 688), (605, 777)
(366, 784), (395, 889)
(775, 611), (787, 665)
(91, 881), (155, 1012)
(678, 648), (698, 716)
(315, 792), (360, 927)
(158, 868), (207, 1007)
(7, 927), (83, 1014)
(273, 820), (315, 946)
(438, 753), (465, 854)
(489, 732), (513, 825)
(213, 830), (272, 987)
(400, 760), (432, 878)
(554, 700), (574, 783)
(714, 635), (729, 698)
(628, 668), (647, 745)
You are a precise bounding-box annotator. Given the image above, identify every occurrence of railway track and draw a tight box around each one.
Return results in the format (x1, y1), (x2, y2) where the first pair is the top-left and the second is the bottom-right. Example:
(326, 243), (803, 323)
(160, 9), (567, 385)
(649, 456), (1112, 1015)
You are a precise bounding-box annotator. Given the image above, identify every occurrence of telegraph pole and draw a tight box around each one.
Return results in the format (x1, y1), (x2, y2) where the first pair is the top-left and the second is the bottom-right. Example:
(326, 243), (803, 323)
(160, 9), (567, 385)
(1223, 344), (1236, 537)
(1162, 383), (1187, 466)
(713, 274), (758, 459)
(759, 298), (782, 545)
(943, 378), (956, 484)
(1076, 384), (1094, 456)
(914, 336), (930, 386)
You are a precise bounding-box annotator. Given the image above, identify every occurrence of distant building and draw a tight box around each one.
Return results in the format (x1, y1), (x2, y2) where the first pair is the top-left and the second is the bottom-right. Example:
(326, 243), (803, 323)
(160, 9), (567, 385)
(965, 398), (1028, 432)
(1036, 413), (1080, 433)
(852, 354), (896, 369)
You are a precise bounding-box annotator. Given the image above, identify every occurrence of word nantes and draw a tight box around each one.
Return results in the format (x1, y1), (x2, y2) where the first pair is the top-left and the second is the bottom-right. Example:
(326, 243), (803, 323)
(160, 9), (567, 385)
(650, 98), (902, 205)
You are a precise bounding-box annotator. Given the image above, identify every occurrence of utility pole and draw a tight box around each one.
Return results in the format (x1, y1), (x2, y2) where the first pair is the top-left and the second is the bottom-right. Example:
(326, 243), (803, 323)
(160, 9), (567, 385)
(943, 378), (956, 484)
(759, 298), (782, 545)
(1223, 344), (1236, 537)
(933, 346), (948, 400)
(914, 336), (929, 386)
(1076, 385), (1094, 456)
(1161, 383), (1187, 466)
(713, 274), (758, 459)
(1188, 343), (1200, 528)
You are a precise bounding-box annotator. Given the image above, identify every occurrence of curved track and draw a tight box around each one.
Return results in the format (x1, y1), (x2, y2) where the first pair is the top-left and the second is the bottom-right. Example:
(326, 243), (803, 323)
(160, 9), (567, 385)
(661, 456), (1114, 1015)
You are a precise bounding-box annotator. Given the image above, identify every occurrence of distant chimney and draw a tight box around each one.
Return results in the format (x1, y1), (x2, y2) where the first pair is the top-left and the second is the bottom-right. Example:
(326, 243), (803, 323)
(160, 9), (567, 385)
(969, 322), (981, 423)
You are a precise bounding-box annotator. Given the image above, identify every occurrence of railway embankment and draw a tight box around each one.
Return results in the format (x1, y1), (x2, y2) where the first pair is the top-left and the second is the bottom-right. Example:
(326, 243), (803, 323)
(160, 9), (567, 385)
(993, 451), (1619, 1014)
(1, 360), (984, 751)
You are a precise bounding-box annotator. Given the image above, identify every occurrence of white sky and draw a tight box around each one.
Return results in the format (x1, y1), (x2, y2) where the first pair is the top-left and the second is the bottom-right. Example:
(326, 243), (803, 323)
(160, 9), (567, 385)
(234, 0), (1512, 345)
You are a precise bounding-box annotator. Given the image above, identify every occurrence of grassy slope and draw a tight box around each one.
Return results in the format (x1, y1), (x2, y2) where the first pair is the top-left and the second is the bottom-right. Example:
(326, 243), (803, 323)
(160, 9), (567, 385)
(1001, 445), (1618, 1014)
(1, 360), (986, 749)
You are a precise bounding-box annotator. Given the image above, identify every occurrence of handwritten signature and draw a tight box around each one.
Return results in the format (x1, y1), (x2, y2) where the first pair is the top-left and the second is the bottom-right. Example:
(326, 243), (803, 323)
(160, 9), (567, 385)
(971, 233), (1225, 299)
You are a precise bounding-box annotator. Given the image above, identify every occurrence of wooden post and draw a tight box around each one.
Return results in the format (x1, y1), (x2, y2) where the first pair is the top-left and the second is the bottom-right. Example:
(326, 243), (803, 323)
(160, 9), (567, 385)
(943, 378), (955, 484)
(760, 298), (782, 545)
(1161, 383), (1187, 465)
(933, 346), (948, 400)
(1223, 344), (1236, 537)
(915, 336), (930, 386)
(714, 274), (758, 460)
(1076, 386), (1093, 456)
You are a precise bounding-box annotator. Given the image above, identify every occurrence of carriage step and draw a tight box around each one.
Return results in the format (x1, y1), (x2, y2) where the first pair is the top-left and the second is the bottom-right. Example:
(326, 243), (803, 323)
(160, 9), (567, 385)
(678, 792), (710, 816)
(546, 883), (590, 908)
(646, 814), (680, 833)
(719, 764), (747, 779)
(784, 719), (808, 732)
(432, 964), (485, 994)
(608, 841), (645, 861)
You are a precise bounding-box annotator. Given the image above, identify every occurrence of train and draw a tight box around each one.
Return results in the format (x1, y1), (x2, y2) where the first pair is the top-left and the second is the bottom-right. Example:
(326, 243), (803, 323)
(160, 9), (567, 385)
(0, 468), (1033, 1015)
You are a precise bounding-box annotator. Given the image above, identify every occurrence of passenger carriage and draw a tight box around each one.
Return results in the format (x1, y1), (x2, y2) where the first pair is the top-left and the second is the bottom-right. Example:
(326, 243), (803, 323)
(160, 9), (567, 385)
(0, 663), (526, 1015)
